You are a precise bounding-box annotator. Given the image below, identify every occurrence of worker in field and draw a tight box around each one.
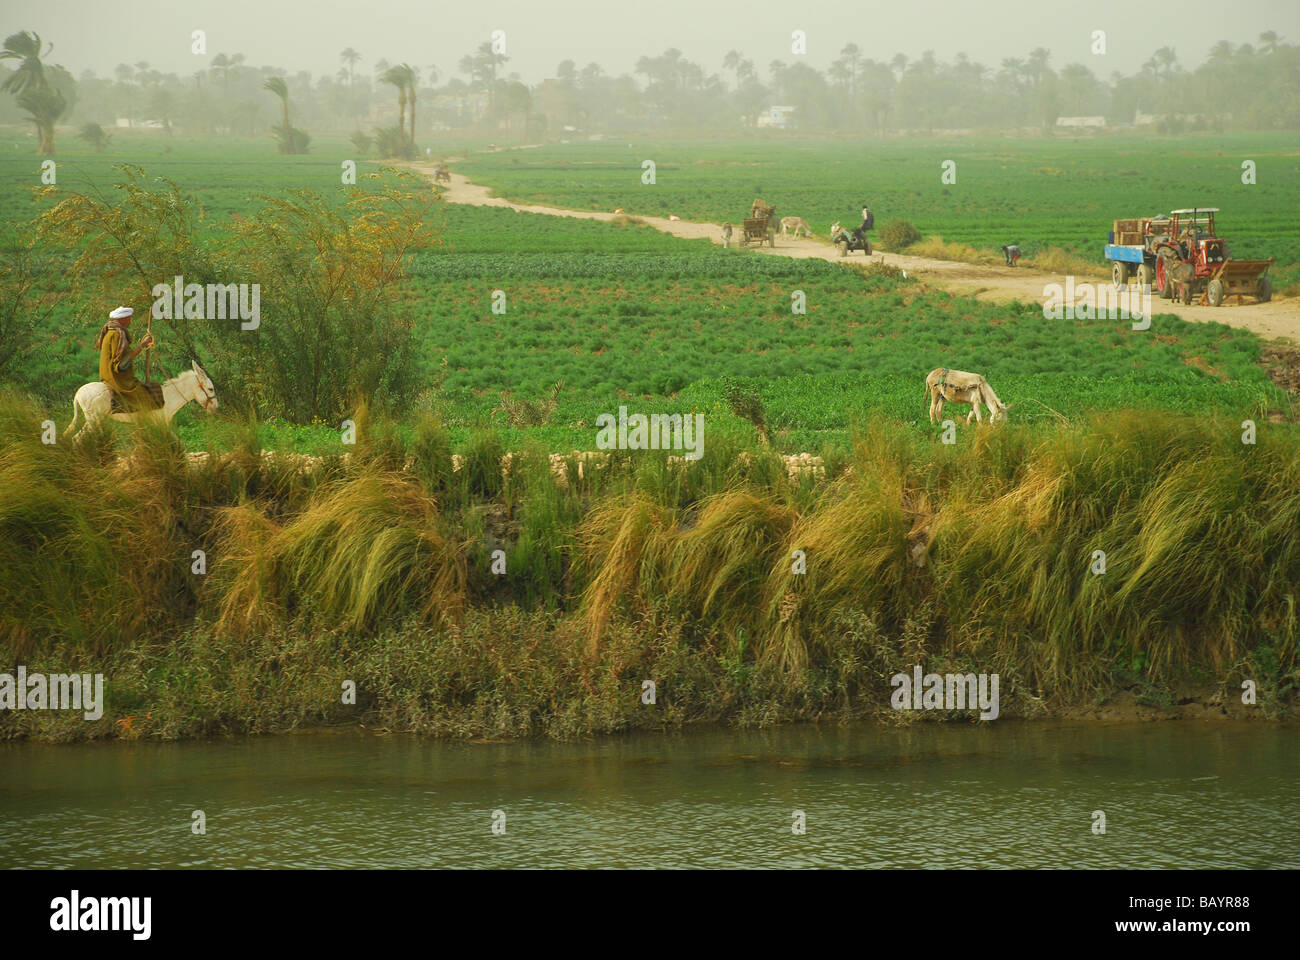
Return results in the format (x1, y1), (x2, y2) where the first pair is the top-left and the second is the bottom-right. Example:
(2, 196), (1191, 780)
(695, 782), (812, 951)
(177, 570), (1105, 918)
(94, 306), (163, 412)
(1001, 244), (1021, 267)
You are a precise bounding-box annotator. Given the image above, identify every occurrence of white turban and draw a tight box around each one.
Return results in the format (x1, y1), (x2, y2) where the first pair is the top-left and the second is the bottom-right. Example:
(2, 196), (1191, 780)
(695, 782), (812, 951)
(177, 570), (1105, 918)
(109, 306), (134, 319)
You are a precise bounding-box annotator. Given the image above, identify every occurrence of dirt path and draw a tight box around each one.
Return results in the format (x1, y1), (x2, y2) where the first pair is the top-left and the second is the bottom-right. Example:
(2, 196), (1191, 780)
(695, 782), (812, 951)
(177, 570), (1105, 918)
(407, 160), (1300, 343)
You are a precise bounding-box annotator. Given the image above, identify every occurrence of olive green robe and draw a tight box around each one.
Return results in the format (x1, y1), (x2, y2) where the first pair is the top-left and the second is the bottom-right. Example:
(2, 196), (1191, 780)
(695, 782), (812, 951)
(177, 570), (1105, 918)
(97, 325), (164, 412)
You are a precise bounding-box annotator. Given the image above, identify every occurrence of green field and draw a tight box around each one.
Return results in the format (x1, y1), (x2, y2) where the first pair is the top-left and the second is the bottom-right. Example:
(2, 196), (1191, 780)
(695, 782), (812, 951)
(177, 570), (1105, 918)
(0, 132), (1293, 455)
(458, 133), (1300, 292)
(3, 133), (1298, 739)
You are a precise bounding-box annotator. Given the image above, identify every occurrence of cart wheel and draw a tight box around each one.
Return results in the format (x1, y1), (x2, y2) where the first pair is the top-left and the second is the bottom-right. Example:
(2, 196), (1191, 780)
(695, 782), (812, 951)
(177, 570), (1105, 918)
(1257, 276), (1272, 303)
(1206, 278), (1224, 307)
(837, 240), (848, 257)
(1137, 263), (1154, 290)
(1112, 261), (1130, 289)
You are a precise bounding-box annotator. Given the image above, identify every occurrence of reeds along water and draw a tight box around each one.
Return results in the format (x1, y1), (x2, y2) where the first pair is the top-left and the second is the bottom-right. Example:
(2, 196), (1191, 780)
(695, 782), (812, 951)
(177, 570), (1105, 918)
(2, 390), (1297, 704)
(577, 413), (1300, 690)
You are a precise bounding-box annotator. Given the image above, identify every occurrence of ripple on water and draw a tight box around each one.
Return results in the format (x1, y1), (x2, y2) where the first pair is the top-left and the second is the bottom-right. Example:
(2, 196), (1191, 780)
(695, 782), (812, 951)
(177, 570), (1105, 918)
(1, 723), (1295, 868)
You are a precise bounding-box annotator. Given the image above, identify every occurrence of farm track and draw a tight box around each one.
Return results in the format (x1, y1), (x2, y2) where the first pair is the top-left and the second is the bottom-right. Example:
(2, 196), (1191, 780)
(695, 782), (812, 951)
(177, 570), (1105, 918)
(407, 159), (1300, 344)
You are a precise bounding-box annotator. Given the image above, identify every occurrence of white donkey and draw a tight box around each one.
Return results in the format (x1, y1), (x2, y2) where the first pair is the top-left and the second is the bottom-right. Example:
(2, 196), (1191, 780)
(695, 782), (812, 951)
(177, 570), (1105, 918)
(924, 367), (1013, 425)
(68, 362), (219, 437)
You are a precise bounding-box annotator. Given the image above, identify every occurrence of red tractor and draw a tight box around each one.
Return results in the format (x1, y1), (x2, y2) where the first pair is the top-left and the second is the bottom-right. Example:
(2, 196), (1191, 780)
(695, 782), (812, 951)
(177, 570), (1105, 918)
(1149, 208), (1274, 306)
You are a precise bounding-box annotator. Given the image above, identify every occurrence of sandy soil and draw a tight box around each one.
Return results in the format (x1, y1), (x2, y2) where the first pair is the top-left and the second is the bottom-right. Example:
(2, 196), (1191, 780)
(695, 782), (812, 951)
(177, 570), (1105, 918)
(408, 159), (1300, 344)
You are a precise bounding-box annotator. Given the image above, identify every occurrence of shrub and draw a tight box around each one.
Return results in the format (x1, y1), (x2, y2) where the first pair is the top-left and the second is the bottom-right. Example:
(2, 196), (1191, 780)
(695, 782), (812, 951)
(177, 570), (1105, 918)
(374, 126), (416, 159)
(35, 165), (443, 423)
(720, 375), (770, 444)
(879, 219), (922, 250)
(348, 130), (372, 157)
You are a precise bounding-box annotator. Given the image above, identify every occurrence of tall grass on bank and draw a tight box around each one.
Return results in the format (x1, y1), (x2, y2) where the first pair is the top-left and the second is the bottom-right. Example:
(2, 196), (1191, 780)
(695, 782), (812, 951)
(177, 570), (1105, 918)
(579, 412), (1300, 690)
(1, 389), (1297, 739)
(215, 472), (466, 636)
(0, 397), (192, 655)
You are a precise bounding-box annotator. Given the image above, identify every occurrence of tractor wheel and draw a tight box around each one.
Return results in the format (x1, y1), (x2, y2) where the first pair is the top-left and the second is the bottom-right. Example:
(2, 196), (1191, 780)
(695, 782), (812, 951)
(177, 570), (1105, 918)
(1112, 261), (1130, 289)
(1137, 263), (1155, 289)
(1257, 276), (1273, 303)
(1206, 278), (1224, 307)
(838, 240), (848, 257)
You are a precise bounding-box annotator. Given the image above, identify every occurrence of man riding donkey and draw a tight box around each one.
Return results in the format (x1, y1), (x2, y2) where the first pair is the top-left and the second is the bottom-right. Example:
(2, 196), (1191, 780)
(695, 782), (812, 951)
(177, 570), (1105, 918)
(93, 305), (164, 413)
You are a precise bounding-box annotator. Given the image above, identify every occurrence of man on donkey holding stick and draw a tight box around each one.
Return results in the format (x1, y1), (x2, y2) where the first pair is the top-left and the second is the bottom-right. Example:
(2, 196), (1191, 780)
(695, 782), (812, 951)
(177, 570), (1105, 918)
(93, 305), (163, 412)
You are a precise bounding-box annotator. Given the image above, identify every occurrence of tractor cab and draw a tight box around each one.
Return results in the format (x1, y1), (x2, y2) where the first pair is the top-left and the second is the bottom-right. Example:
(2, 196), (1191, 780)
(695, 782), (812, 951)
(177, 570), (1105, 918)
(1170, 208), (1217, 237)
(1160, 208), (1229, 276)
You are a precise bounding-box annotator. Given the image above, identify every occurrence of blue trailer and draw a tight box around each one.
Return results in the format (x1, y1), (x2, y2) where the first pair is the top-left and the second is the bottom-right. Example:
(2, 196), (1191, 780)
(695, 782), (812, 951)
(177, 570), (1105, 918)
(1103, 216), (1163, 290)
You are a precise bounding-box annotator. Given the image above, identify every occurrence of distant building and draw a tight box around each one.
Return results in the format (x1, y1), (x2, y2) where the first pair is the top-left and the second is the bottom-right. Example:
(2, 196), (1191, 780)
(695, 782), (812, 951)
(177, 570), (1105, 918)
(757, 105), (796, 130)
(430, 92), (488, 124)
(1056, 115), (1106, 128)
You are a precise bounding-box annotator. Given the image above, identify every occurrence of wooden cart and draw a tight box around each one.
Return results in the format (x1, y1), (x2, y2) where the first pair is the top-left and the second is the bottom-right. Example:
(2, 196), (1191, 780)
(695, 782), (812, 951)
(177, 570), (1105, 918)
(1199, 257), (1274, 306)
(740, 198), (776, 247)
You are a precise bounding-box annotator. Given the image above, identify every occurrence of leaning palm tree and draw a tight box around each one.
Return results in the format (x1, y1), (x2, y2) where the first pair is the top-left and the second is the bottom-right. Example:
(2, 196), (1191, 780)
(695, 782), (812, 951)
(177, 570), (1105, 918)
(0, 31), (65, 155)
(263, 76), (298, 153)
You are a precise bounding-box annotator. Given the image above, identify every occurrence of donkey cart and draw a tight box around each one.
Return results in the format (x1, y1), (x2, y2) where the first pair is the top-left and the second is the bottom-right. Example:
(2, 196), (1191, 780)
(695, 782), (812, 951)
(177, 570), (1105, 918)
(1199, 257), (1274, 306)
(741, 198), (776, 247)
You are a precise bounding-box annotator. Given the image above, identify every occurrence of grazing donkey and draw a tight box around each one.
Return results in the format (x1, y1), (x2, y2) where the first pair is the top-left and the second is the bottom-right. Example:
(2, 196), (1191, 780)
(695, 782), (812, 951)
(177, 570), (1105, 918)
(924, 368), (1014, 425)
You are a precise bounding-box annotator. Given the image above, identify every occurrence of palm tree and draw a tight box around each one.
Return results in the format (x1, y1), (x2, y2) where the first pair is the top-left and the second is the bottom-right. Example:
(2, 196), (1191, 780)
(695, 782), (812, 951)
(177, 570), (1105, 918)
(459, 42), (509, 114)
(263, 76), (297, 153)
(211, 52), (229, 87)
(1208, 41), (1234, 63)
(723, 49), (741, 85)
(1258, 31), (1280, 55)
(381, 64), (408, 143)
(401, 63), (418, 145)
(840, 42), (862, 92)
(340, 47), (361, 86)
(1, 31), (66, 155)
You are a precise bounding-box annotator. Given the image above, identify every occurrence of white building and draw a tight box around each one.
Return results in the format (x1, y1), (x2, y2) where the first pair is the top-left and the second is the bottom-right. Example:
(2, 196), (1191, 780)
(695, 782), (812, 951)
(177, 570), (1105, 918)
(1056, 115), (1106, 128)
(757, 105), (796, 130)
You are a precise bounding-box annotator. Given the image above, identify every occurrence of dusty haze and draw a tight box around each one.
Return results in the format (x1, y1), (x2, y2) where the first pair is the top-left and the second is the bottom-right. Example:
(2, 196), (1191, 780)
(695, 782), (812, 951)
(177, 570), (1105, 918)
(6, 0), (1297, 80)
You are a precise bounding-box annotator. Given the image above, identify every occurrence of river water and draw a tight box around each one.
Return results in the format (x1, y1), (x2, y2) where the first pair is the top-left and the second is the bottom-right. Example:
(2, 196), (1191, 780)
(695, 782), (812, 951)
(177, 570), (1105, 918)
(2, 722), (1295, 868)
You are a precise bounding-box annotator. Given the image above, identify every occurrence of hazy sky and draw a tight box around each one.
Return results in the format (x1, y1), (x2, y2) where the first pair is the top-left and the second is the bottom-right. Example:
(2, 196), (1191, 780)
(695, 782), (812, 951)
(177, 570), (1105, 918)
(6, 0), (1297, 82)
